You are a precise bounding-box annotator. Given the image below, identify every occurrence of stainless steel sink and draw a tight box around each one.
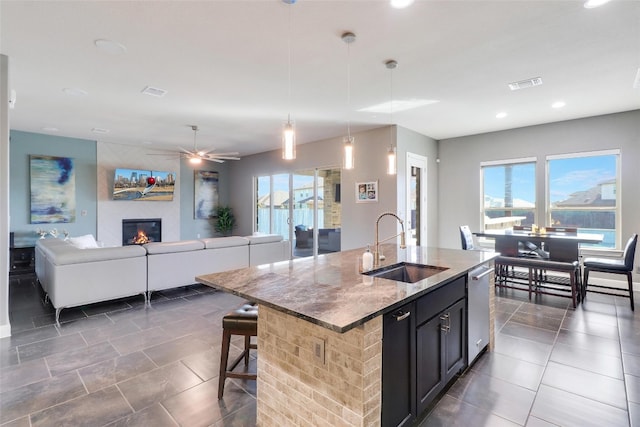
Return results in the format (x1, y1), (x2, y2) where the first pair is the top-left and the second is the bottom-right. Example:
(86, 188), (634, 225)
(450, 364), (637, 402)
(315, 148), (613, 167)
(362, 262), (449, 283)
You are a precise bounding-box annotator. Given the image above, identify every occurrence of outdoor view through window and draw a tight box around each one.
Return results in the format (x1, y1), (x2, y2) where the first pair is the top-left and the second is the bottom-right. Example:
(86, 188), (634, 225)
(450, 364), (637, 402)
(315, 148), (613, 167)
(548, 152), (618, 248)
(482, 161), (536, 232)
(482, 151), (619, 249)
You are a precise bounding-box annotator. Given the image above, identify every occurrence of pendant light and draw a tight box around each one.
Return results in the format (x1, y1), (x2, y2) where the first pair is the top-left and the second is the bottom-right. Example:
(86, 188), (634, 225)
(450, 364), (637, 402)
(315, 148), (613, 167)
(342, 31), (356, 170)
(386, 60), (398, 175)
(282, 0), (296, 160)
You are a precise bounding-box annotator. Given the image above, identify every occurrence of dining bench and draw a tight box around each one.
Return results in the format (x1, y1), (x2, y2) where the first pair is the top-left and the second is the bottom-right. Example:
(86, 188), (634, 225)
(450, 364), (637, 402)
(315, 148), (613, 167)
(494, 255), (581, 307)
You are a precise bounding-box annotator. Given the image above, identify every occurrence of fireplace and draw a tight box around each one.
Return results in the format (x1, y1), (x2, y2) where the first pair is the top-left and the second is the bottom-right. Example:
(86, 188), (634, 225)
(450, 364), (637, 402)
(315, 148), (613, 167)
(122, 218), (162, 245)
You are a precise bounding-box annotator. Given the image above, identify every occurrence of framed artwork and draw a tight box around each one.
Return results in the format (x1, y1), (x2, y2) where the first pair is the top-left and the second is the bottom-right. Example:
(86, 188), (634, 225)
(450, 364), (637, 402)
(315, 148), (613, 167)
(112, 168), (176, 201)
(30, 155), (76, 224)
(356, 180), (378, 203)
(194, 170), (219, 219)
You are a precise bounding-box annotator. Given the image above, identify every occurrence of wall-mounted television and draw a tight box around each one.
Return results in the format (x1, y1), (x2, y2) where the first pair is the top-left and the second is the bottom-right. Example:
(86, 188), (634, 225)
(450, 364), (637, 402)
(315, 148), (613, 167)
(112, 168), (176, 201)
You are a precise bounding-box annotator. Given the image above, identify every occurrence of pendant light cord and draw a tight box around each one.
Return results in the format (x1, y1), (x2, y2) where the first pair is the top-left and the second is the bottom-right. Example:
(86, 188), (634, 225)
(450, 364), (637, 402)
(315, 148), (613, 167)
(347, 39), (351, 138)
(389, 65), (394, 127)
(287, 3), (292, 121)
(385, 60), (397, 147)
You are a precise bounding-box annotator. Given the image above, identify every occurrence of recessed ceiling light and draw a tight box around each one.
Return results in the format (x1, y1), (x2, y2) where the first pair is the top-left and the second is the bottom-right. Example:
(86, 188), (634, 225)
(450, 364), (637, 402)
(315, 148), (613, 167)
(390, 0), (415, 8)
(94, 39), (127, 55)
(496, 112), (507, 119)
(41, 126), (59, 132)
(62, 87), (88, 97)
(552, 101), (566, 109)
(358, 99), (439, 113)
(584, 0), (611, 9)
(141, 86), (168, 98)
(91, 128), (110, 134)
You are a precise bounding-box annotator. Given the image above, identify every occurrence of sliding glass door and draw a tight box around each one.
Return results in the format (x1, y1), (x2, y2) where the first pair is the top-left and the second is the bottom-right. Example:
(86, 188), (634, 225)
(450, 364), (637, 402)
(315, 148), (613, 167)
(255, 167), (341, 258)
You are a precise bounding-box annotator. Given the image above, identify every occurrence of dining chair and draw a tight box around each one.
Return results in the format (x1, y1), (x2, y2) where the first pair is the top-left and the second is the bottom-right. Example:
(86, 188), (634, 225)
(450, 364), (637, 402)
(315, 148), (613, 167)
(583, 233), (637, 310)
(460, 225), (504, 281)
(459, 225), (476, 250)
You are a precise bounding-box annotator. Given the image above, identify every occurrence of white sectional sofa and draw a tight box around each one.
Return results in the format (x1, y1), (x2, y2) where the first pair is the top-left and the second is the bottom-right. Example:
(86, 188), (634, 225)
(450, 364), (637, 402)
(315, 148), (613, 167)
(245, 234), (291, 266)
(146, 237), (250, 294)
(35, 234), (291, 326)
(35, 240), (148, 325)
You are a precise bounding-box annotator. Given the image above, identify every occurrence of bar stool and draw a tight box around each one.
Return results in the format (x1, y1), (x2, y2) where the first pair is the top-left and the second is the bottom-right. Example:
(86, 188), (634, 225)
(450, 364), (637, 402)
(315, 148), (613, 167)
(218, 302), (258, 399)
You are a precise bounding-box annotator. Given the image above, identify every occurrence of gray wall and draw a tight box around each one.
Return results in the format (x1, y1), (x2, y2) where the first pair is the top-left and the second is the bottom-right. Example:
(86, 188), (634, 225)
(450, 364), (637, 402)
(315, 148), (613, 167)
(396, 126), (439, 247)
(9, 130), (98, 246)
(437, 110), (640, 279)
(227, 125), (439, 251)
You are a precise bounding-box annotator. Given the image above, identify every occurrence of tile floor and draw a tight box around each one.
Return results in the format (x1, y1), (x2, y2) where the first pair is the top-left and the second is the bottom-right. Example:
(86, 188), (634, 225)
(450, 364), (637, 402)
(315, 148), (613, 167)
(1, 273), (639, 426)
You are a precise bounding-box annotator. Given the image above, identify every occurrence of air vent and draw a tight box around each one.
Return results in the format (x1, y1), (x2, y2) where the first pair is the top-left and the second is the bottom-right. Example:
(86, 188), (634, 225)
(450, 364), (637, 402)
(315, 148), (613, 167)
(634, 68), (640, 89)
(508, 77), (543, 91)
(141, 86), (168, 97)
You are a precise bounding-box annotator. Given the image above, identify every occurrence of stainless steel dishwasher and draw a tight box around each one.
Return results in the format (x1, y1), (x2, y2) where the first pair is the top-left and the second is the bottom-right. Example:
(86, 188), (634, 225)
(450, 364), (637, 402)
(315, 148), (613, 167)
(468, 263), (493, 364)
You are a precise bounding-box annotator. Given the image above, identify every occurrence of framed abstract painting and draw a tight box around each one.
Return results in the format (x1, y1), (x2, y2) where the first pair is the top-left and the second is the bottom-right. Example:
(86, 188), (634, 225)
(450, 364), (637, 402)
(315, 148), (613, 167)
(194, 170), (219, 219)
(30, 155), (76, 223)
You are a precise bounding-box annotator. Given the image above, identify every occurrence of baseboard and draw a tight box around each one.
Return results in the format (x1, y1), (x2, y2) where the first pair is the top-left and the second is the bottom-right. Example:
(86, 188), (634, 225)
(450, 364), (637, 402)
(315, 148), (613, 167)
(0, 322), (11, 338)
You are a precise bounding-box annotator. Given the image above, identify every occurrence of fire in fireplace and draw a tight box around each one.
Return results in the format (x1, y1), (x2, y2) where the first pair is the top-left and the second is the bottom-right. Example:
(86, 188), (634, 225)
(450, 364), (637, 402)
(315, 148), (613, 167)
(132, 230), (150, 245)
(122, 218), (161, 246)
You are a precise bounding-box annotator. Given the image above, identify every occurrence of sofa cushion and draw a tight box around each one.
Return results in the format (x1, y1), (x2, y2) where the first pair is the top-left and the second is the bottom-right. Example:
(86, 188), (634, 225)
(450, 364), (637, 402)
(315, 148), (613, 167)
(144, 240), (205, 254)
(201, 236), (249, 249)
(52, 244), (147, 265)
(69, 234), (99, 249)
(244, 234), (283, 245)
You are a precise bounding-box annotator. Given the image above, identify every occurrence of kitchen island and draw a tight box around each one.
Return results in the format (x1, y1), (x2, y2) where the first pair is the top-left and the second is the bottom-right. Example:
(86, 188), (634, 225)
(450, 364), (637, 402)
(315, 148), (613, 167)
(197, 244), (497, 426)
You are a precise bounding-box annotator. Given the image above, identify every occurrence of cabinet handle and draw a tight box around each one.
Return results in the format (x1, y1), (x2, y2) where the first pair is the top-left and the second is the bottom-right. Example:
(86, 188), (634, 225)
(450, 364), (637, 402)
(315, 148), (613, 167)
(440, 313), (451, 333)
(394, 311), (411, 322)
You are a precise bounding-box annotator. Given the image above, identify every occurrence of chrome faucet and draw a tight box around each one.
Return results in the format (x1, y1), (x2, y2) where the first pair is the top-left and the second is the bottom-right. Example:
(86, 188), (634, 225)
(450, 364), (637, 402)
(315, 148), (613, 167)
(374, 212), (406, 267)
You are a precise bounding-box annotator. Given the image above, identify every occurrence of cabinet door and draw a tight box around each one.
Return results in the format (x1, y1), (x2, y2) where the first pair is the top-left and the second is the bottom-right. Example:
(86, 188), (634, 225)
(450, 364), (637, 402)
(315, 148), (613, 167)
(382, 303), (415, 427)
(415, 313), (444, 415)
(444, 298), (466, 383)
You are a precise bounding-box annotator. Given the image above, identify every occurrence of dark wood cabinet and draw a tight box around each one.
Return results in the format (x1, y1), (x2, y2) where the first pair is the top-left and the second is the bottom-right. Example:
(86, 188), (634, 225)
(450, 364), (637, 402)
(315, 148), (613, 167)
(444, 299), (466, 381)
(382, 302), (416, 427)
(416, 310), (443, 411)
(9, 246), (35, 275)
(382, 276), (467, 427)
(416, 298), (466, 416)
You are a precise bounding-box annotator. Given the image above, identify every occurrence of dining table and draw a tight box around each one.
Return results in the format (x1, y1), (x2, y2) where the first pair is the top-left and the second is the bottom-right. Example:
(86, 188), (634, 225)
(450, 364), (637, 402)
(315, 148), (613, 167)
(474, 229), (604, 262)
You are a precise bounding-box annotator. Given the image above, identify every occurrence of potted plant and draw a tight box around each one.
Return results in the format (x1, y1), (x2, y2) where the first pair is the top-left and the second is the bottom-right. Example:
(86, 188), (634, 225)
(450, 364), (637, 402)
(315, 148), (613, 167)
(213, 206), (236, 236)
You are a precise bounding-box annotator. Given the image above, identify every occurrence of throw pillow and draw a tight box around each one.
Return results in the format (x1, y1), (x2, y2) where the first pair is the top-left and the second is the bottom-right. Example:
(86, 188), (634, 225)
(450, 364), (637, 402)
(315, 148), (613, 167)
(69, 234), (99, 249)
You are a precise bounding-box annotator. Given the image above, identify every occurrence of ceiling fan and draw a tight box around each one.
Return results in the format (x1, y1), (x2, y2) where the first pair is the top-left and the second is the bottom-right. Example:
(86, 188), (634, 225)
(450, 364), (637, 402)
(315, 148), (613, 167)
(151, 125), (241, 164)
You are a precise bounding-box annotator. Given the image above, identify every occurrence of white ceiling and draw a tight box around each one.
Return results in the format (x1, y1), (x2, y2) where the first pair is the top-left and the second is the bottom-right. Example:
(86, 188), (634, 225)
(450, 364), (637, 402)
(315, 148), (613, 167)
(1, 0), (639, 157)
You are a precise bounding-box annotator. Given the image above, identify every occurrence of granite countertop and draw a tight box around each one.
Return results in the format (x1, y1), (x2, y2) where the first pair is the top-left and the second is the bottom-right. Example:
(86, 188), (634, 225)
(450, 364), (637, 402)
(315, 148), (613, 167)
(196, 244), (498, 333)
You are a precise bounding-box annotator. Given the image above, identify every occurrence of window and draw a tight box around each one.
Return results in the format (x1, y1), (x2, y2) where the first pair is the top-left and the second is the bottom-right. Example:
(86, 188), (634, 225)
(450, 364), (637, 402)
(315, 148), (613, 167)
(547, 150), (619, 249)
(481, 158), (536, 231)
